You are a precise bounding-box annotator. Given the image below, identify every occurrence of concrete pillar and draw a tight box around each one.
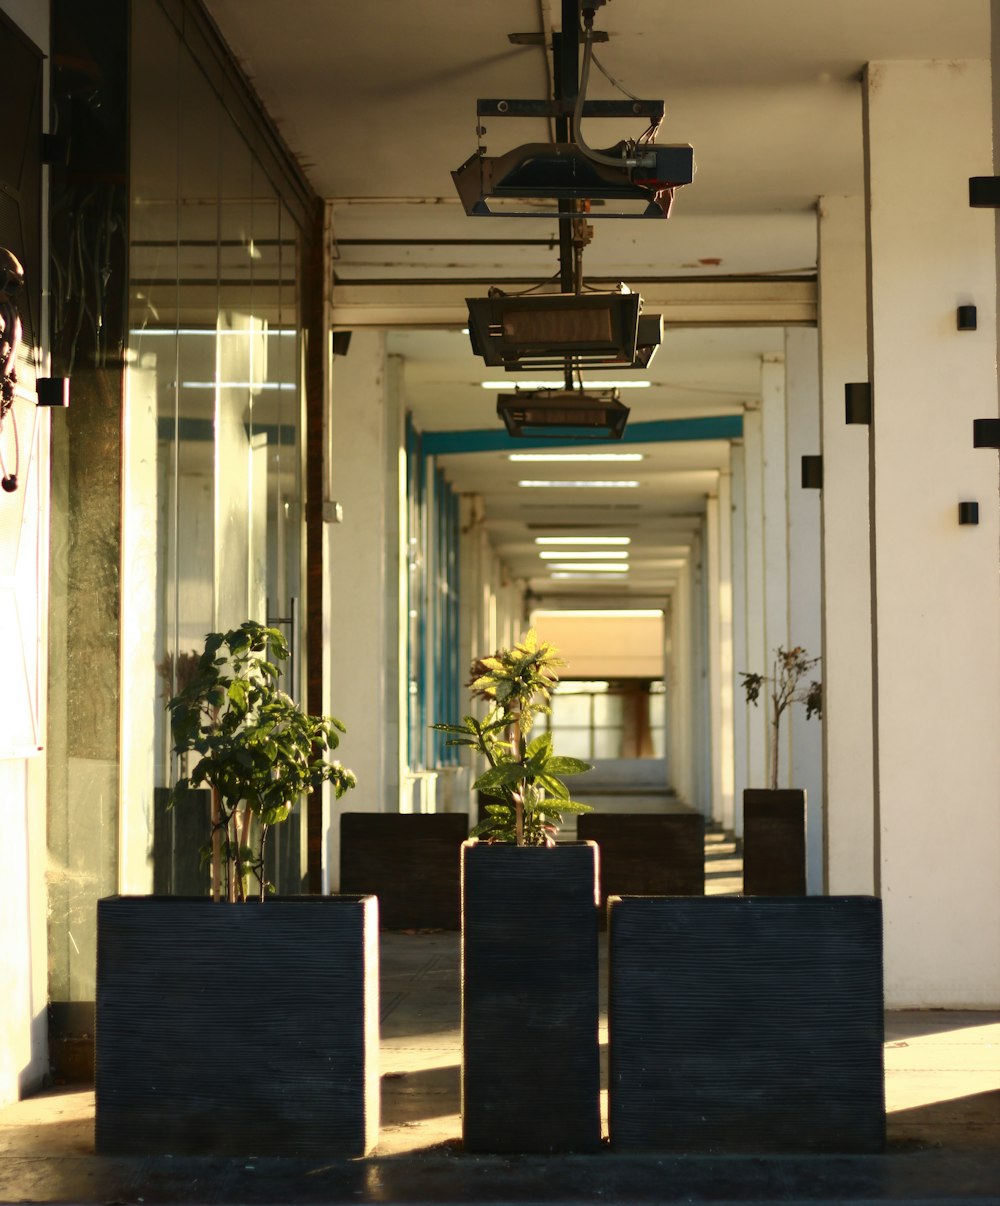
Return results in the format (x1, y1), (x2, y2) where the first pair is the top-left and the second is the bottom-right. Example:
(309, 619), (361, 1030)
(864, 60), (1000, 1006)
(785, 328), (824, 890)
(817, 195), (875, 895)
(761, 354), (790, 772)
(326, 331), (391, 884)
(729, 441), (748, 835)
(742, 402), (768, 796)
(692, 527), (711, 817)
(669, 561), (693, 807)
(717, 468), (736, 833)
(706, 494), (724, 825)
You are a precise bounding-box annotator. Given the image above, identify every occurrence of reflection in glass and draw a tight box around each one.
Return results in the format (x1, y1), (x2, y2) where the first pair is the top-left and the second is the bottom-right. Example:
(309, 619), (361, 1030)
(121, 0), (307, 898)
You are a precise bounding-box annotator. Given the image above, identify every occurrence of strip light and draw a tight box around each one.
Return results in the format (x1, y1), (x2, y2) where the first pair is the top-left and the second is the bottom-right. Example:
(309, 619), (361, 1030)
(535, 536), (631, 545)
(546, 563), (629, 572)
(483, 379), (651, 390)
(509, 453), (644, 462)
(549, 572), (631, 580)
(517, 480), (639, 488)
(538, 550), (628, 560)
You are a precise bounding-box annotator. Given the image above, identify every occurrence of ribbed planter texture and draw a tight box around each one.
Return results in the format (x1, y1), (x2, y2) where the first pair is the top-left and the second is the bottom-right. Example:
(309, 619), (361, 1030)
(461, 840), (601, 1153)
(742, 788), (806, 895)
(577, 813), (704, 921)
(608, 895), (885, 1153)
(96, 894), (379, 1156)
(340, 811), (469, 929)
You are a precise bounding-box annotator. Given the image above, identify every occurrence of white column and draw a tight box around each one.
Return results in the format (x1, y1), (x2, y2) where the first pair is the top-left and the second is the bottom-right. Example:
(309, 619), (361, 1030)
(669, 562), (694, 807)
(706, 494), (724, 825)
(385, 356), (407, 815)
(717, 467), (736, 833)
(326, 331), (389, 884)
(761, 354), (790, 772)
(729, 441), (748, 834)
(742, 403), (768, 795)
(785, 328), (824, 891)
(865, 60), (1000, 1007)
(817, 195), (875, 896)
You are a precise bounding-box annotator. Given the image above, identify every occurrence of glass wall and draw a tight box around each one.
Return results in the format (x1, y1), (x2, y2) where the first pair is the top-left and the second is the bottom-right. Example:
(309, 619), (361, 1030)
(45, 0), (317, 1074)
(123, 0), (307, 896)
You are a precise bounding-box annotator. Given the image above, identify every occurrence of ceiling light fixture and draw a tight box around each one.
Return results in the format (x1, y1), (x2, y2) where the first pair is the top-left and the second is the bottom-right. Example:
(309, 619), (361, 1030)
(547, 563), (629, 572)
(486, 380), (651, 391)
(517, 479), (640, 488)
(539, 550), (628, 560)
(549, 571), (632, 580)
(534, 536), (632, 545)
(511, 453), (643, 463)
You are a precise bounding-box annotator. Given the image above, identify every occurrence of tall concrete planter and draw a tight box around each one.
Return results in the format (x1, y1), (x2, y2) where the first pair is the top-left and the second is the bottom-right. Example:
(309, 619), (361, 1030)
(461, 840), (601, 1153)
(608, 895), (884, 1153)
(742, 788), (806, 895)
(95, 894), (379, 1156)
(578, 813), (704, 918)
(340, 811), (468, 929)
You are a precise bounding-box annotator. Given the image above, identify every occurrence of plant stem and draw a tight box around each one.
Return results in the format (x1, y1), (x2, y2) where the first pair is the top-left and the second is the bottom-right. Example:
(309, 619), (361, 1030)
(513, 712), (524, 846)
(770, 716), (780, 790)
(210, 787), (222, 903)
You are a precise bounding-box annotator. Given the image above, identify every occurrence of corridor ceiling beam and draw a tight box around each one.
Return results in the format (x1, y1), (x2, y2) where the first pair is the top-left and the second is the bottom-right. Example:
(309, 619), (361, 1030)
(331, 278), (816, 329)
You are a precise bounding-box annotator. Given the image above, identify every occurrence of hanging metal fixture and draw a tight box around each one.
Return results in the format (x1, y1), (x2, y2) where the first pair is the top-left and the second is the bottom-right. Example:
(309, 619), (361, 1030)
(497, 387), (630, 440)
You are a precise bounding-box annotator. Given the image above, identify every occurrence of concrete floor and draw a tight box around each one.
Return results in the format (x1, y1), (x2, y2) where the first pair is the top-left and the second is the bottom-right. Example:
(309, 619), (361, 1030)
(2, 830), (999, 1204)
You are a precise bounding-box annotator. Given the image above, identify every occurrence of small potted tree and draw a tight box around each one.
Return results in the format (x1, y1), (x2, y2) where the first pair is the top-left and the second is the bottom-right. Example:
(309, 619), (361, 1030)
(738, 645), (822, 895)
(434, 630), (601, 1153)
(96, 621), (379, 1157)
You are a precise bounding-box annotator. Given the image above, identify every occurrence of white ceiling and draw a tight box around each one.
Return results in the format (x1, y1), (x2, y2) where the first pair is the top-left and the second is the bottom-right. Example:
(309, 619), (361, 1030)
(205, 0), (992, 604)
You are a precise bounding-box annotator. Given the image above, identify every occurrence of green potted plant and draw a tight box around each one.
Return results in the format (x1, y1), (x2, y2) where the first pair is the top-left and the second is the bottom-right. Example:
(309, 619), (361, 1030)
(96, 621), (379, 1158)
(434, 630), (601, 1153)
(739, 645), (822, 894)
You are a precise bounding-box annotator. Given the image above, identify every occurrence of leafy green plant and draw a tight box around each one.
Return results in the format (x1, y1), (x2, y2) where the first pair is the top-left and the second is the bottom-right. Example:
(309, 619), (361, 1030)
(739, 645), (822, 791)
(167, 621), (356, 901)
(433, 630), (592, 846)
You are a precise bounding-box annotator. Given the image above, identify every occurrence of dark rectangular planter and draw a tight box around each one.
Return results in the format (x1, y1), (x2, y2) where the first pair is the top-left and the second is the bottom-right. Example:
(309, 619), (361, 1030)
(577, 813), (705, 919)
(462, 840), (601, 1153)
(340, 811), (469, 929)
(742, 788), (806, 895)
(96, 894), (379, 1157)
(608, 895), (885, 1153)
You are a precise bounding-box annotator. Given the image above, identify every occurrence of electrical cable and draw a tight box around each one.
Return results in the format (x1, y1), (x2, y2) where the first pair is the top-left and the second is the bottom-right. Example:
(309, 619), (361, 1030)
(489, 270), (562, 298)
(589, 47), (642, 103)
(573, 23), (655, 171)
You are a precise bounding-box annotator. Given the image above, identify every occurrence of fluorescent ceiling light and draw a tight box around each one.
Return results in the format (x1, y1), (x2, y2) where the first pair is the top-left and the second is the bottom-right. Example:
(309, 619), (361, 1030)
(535, 536), (631, 545)
(532, 609), (664, 618)
(181, 381), (295, 391)
(483, 379), (650, 390)
(549, 572), (631, 580)
(517, 480), (640, 488)
(130, 329), (296, 337)
(509, 453), (643, 462)
(538, 550), (628, 560)
(547, 563), (629, 572)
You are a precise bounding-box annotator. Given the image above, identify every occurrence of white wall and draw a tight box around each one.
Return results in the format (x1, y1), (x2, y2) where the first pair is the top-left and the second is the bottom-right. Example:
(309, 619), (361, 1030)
(325, 331), (392, 884)
(817, 195), (876, 895)
(0, 0), (50, 1106)
(865, 60), (1000, 1007)
(528, 613), (665, 680)
(784, 328), (824, 890)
